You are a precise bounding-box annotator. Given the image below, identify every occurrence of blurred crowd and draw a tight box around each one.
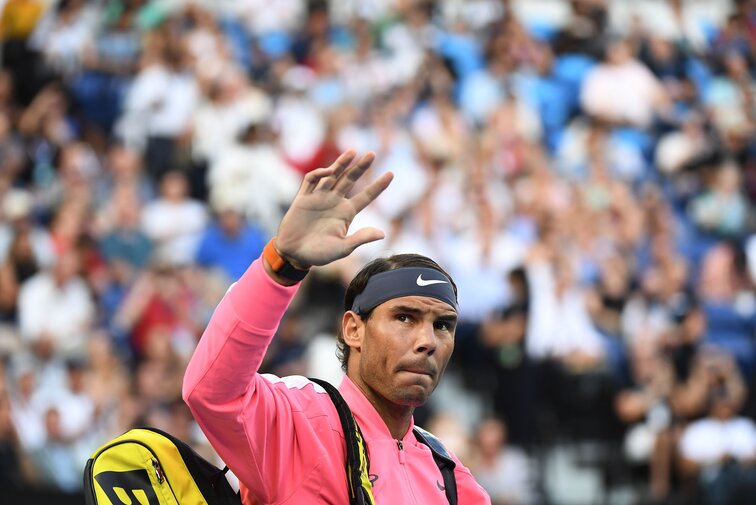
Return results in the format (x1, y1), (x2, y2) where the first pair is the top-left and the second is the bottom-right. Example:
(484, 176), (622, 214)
(0, 0), (755, 503)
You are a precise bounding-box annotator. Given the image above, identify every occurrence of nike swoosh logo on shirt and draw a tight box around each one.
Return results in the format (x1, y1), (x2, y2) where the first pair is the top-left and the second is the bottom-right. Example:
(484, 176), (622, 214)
(416, 275), (448, 286)
(437, 480), (446, 491)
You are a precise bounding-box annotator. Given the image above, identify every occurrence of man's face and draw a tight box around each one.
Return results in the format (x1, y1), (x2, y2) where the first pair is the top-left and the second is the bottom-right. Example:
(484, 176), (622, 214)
(346, 296), (457, 408)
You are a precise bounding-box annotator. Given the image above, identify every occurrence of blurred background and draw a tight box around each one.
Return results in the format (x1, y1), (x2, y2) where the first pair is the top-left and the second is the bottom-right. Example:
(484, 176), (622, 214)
(0, 0), (754, 503)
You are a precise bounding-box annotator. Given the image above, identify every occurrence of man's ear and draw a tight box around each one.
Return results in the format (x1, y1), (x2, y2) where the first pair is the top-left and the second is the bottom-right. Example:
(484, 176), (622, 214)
(342, 311), (364, 351)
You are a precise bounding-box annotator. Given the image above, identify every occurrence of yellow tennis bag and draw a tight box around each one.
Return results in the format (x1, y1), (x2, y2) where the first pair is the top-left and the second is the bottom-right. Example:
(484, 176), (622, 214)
(83, 427), (240, 505)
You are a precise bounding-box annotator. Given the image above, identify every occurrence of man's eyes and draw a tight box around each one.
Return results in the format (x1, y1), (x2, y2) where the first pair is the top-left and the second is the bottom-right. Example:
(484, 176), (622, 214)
(395, 314), (455, 331)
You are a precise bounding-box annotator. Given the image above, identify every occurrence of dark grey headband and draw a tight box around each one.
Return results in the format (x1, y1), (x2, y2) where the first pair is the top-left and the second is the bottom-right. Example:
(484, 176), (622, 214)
(351, 267), (458, 314)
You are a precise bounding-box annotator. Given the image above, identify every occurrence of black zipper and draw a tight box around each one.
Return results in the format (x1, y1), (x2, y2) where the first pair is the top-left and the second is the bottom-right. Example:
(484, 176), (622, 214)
(88, 439), (178, 500)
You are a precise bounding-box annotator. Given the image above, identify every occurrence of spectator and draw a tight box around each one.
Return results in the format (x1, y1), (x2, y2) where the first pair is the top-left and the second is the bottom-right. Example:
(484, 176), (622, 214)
(679, 387), (756, 505)
(703, 50), (755, 155)
(695, 243), (756, 375)
(117, 36), (198, 179)
(615, 338), (676, 502)
(207, 121), (300, 235)
(113, 263), (202, 360)
(83, 332), (128, 426)
(674, 350), (746, 424)
(72, 2), (142, 133)
(552, 0), (608, 58)
(190, 65), (272, 168)
(478, 267), (537, 448)
(141, 170), (208, 267)
(470, 417), (536, 505)
(524, 240), (606, 367)
(27, 0), (97, 78)
(0, 0), (46, 103)
(655, 111), (713, 176)
(664, 291), (707, 384)
(17, 248), (95, 359)
(195, 204), (267, 285)
(689, 161), (749, 237)
(0, 109), (25, 179)
(586, 252), (634, 340)
(272, 64), (327, 173)
(0, 385), (30, 488)
(29, 406), (81, 491)
(581, 37), (671, 129)
(7, 356), (46, 453)
(98, 186), (153, 271)
(0, 217), (42, 323)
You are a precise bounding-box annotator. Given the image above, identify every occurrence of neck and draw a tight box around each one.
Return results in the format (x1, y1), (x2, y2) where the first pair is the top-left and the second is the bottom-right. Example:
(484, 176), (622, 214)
(347, 371), (414, 440)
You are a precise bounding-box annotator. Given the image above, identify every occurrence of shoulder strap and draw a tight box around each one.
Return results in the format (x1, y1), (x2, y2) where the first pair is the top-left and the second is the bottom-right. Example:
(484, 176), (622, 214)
(413, 426), (458, 505)
(309, 377), (375, 505)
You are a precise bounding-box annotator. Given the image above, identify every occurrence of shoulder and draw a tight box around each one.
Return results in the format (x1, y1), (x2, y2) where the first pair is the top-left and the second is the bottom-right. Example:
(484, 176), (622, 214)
(258, 374), (335, 411)
(259, 374), (345, 436)
(260, 374), (328, 394)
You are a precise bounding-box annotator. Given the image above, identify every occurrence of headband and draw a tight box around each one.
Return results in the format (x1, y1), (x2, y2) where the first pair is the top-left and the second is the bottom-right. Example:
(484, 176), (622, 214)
(351, 267), (458, 314)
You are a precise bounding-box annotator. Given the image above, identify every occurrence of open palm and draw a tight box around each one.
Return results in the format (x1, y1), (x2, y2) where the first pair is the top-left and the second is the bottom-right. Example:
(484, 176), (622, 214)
(275, 150), (394, 268)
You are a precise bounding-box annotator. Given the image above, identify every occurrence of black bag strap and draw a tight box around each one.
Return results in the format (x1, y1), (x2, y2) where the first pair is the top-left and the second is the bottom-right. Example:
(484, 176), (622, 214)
(310, 377), (458, 505)
(413, 426), (458, 505)
(309, 378), (375, 505)
(83, 458), (96, 505)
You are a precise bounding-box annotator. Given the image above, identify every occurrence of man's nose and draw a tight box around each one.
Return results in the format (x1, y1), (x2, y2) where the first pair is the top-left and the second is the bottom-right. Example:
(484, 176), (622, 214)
(414, 322), (437, 355)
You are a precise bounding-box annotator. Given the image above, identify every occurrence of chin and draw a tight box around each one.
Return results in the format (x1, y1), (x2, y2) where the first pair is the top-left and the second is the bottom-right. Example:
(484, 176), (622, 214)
(394, 387), (431, 407)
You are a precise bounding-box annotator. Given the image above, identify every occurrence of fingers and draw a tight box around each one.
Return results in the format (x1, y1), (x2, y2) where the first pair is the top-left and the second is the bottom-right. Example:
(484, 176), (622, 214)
(301, 150), (390, 212)
(300, 166), (336, 194)
(302, 150), (356, 194)
(349, 171), (394, 213)
(344, 227), (386, 253)
(315, 150), (357, 191)
(332, 152), (376, 195)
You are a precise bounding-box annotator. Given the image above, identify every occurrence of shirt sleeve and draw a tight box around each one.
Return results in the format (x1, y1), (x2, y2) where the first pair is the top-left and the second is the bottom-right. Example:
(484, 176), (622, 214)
(182, 258), (335, 503)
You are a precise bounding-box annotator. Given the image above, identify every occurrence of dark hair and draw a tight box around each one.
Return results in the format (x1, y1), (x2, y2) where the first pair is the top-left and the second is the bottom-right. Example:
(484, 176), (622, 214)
(336, 254), (457, 372)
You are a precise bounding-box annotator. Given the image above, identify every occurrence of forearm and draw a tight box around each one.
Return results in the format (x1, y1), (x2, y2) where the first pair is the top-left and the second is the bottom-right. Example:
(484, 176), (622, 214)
(182, 257), (299, 405)
(180, 257), (298, 488)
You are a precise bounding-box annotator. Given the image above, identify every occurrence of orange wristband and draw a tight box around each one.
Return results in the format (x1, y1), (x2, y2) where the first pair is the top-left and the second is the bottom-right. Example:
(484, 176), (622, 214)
(262, 238), (309, 282)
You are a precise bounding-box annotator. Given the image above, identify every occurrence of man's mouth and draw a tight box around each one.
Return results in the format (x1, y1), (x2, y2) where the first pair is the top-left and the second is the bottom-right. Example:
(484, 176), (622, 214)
(400, 367), (435, 377)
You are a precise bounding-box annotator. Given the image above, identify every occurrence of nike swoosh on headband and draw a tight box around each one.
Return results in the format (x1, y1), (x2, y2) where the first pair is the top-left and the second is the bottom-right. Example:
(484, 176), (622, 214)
(416, 275), (448, 286)
(351, 267), (458, 313)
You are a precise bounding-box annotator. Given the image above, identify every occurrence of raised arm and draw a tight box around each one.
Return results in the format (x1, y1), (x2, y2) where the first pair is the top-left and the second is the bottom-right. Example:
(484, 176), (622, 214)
(182, 150), (392, 502)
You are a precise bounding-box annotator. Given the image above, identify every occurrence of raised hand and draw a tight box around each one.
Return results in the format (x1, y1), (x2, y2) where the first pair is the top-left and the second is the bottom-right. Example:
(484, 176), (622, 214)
(274, 150), (393, 269)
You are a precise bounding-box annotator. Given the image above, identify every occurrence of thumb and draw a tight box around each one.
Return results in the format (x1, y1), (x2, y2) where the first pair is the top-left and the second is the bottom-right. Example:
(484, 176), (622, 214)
(344, 227), (386, 254)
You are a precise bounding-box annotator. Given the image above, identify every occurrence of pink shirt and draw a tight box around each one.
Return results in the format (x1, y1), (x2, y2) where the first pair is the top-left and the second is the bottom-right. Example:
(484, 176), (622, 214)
(183, 258), (491, 504)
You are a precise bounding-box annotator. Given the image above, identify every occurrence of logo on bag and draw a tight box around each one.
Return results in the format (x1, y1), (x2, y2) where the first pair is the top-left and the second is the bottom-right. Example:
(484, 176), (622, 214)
(95, 469), (160, 505)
